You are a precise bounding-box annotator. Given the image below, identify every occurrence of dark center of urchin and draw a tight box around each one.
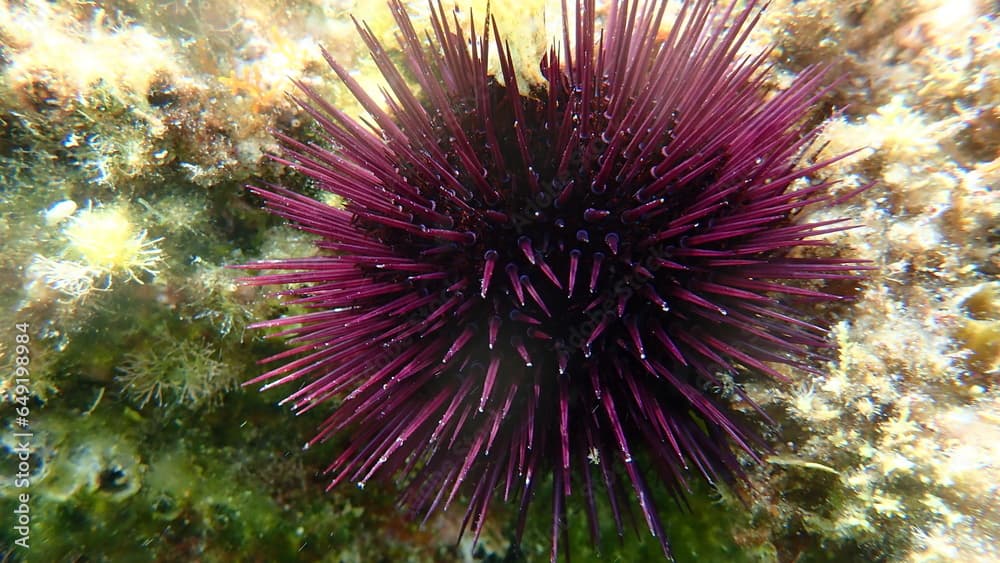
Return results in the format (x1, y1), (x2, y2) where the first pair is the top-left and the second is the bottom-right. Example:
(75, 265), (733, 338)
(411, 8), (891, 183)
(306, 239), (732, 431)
(364, 76), (728, 381)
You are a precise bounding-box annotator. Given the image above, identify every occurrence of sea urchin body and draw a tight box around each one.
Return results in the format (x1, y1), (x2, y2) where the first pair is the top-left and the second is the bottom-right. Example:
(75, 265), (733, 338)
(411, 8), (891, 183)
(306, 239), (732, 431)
(238, 0), (868, 558)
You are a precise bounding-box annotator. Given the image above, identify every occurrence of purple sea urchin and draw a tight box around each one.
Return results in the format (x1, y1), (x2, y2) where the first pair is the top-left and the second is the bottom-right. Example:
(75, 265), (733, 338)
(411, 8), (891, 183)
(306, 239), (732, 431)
(238, 0), (868, 558)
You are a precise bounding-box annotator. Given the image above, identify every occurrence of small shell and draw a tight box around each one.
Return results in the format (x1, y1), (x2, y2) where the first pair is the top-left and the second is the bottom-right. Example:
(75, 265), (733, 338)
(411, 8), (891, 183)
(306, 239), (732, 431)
(44, 200), (78, 226)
